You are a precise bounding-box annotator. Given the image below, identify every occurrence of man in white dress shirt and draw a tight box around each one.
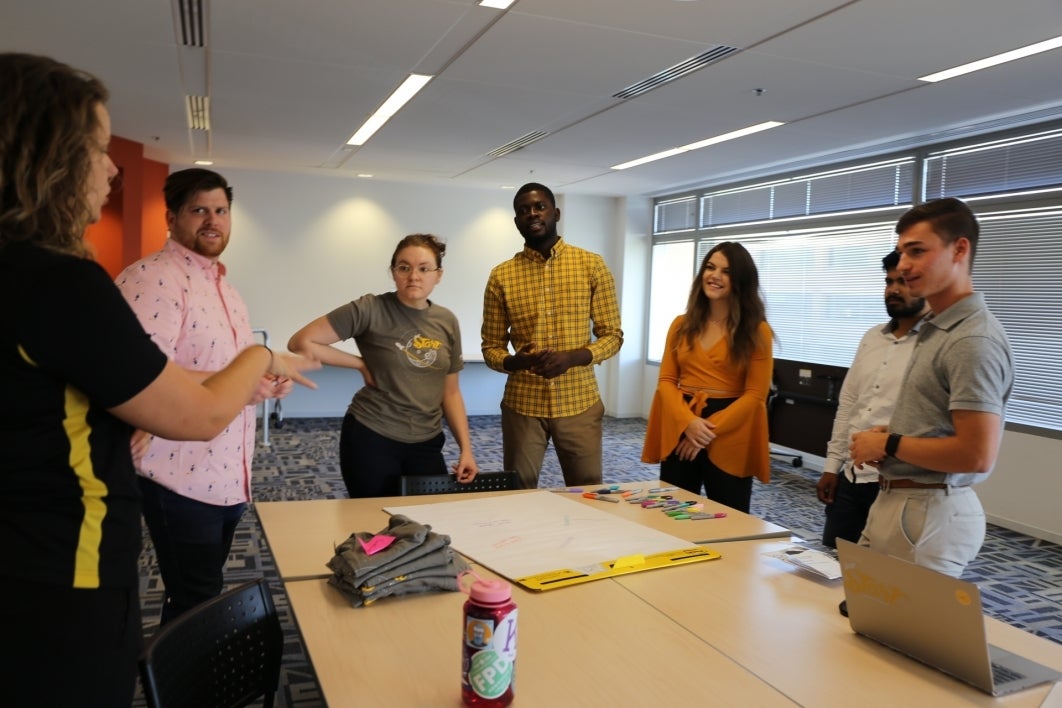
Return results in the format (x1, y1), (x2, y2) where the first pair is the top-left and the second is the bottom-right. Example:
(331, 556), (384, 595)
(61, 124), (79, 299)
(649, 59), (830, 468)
(816, 250), (929, 547)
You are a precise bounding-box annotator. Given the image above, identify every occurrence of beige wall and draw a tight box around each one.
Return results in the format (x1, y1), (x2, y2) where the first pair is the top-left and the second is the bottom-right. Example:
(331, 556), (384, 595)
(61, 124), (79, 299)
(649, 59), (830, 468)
(979, 430), (1062, 544)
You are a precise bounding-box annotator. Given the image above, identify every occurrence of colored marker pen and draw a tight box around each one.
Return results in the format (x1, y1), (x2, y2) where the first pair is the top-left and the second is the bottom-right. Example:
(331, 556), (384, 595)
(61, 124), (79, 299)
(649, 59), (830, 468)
(582, 492), (620, 503)
(666, 503), (695, 513)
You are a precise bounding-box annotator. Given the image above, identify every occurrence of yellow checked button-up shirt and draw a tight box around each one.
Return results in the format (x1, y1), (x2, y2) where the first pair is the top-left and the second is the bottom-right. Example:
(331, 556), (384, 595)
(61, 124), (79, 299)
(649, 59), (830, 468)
(481, 238), (623, 418)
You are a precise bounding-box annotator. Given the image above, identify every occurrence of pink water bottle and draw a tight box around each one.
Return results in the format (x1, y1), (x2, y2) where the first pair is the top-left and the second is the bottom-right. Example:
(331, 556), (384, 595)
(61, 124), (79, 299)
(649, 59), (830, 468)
(460, 573), (517, 706)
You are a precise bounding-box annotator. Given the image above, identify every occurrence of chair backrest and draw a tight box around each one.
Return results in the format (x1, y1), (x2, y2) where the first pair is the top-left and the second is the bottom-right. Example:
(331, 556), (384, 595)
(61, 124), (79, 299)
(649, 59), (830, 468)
(139, 578), (283, 708)
(399, 471), (519, 496)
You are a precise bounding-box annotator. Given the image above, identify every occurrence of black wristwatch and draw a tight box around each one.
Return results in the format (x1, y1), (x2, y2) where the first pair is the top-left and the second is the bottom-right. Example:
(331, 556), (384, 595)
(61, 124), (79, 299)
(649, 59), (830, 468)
(885, 433), (902, 458)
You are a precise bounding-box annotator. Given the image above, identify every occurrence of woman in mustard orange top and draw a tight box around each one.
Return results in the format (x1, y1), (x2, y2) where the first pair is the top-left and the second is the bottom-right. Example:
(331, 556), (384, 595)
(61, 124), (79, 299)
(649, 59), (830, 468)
(642, 241), (773, 513)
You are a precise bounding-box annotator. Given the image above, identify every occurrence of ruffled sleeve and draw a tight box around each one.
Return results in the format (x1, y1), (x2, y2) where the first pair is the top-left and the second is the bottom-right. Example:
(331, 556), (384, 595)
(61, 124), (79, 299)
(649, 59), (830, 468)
(705, 321), (773, 482)
(642, 316), (699, 463)
(641, 319), (773, 484)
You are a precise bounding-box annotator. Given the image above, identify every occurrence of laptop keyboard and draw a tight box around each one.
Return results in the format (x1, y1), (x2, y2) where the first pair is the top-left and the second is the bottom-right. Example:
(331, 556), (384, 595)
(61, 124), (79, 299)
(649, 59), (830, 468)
(991, 661), (1026, 685)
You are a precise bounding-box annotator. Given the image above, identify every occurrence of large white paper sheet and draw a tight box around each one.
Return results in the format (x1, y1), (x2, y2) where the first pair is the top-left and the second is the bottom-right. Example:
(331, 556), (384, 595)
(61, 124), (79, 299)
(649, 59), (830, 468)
(385, 491), (699, 581)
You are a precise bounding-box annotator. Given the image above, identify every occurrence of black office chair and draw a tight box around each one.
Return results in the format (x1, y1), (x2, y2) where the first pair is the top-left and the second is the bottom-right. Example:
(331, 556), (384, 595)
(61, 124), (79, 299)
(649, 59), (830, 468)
(399, 470), (519, 496)
(139, 578), (283, 708)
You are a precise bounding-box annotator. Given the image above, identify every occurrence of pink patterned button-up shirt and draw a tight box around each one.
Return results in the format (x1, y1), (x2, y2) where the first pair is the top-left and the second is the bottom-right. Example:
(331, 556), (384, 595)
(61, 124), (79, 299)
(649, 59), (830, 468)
(116, 238), (256, 505)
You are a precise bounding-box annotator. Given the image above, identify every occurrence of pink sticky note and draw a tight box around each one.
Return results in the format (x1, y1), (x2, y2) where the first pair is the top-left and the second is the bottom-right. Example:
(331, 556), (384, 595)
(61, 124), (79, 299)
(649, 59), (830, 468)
(358, 534), (396, 555)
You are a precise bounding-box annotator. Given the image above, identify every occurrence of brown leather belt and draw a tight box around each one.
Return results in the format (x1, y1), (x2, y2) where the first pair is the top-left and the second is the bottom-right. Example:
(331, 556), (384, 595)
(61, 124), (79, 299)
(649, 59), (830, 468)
(878, 476), (947, 491)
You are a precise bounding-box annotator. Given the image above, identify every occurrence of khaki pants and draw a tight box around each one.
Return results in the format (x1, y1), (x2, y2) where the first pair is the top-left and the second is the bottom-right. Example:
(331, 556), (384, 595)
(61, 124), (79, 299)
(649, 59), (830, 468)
(501, 400), (604, 489)
(859, 485), (985, 578)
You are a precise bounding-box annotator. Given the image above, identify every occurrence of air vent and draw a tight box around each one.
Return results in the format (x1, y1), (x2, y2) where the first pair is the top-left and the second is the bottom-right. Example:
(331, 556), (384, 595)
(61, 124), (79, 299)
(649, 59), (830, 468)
(185, 95), (211, 131)
(176, 0), (206, 47)
(613, 45), (740, 100)
(487, 131), (549, 157)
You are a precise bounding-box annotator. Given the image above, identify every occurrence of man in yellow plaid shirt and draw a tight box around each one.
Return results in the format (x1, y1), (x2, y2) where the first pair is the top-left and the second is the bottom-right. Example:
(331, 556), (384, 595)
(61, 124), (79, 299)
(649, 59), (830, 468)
(481, 183), (623, 489)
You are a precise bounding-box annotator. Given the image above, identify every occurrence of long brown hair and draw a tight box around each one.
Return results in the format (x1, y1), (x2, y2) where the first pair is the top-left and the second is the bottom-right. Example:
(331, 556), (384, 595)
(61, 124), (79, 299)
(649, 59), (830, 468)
(0, 53), (108, 257)
(676, 241), (769, 367)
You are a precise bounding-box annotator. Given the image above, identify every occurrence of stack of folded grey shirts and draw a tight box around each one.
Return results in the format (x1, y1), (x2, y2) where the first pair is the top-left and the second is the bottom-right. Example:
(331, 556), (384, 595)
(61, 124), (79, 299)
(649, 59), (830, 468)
(328, 514), (471, 607)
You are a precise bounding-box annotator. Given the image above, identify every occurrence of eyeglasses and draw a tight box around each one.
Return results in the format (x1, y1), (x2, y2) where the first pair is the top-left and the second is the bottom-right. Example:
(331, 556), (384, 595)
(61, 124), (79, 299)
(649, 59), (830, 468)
(391, 264), (441, 276)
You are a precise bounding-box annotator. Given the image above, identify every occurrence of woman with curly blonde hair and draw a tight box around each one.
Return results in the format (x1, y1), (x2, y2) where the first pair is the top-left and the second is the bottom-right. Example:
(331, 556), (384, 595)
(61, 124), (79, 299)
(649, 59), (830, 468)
(0, 53), (316, 706)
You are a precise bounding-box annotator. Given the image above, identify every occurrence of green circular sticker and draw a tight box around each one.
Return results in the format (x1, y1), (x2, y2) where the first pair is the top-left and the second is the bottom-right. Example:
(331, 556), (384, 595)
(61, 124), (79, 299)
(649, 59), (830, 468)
(468, 649), (512, 699)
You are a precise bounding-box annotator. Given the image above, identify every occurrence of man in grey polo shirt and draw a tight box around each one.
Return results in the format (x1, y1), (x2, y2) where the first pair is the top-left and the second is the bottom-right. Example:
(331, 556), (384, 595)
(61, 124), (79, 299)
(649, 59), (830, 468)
(850, 197), (1013, 578)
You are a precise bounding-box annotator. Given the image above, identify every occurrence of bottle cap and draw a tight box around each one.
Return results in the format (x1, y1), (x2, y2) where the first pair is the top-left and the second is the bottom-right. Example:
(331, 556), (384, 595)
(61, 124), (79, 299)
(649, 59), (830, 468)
(461, 573), (511, 604)
(470, 578), (511, 604)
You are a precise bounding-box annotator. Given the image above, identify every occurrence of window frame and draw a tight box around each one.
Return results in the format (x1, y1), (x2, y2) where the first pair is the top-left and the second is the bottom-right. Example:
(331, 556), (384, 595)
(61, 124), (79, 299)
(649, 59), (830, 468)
(649, 120), (1062, 435)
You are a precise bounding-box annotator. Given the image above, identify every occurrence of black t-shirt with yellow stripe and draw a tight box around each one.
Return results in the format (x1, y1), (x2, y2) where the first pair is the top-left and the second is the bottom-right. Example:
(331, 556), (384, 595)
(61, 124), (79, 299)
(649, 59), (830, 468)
(1, 242), (167, 589)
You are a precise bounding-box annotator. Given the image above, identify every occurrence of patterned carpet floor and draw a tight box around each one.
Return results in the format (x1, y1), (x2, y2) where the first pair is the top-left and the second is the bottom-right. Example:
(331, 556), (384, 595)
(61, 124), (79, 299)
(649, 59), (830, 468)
(135, 416), (1062, 707)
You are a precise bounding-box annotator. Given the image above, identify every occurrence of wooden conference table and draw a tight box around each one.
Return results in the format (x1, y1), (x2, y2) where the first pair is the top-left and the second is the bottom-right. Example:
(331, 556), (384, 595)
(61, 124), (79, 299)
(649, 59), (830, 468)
(256, 484), (1062, 707)
(255, 482), (788, 581)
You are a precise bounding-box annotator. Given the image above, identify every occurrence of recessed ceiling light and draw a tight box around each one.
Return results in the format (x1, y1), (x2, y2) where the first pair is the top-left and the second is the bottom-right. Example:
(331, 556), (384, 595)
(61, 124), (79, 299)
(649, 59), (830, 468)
(611, 121), (784, 170)
(612, 148), (687, 171)
(479, 0), (515, 8)
(194, 160), (214, 166)
(679, 121), (784, 151)
(357, 174), (373, 178)
(919, 34), (1062, 82)
(347, 74), (433, 146)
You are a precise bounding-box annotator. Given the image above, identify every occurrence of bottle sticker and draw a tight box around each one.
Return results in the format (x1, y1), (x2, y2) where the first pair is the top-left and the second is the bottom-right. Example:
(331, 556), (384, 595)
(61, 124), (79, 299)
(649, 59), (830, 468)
(465, 617), (494, 648)
(468, 609), (518, 699)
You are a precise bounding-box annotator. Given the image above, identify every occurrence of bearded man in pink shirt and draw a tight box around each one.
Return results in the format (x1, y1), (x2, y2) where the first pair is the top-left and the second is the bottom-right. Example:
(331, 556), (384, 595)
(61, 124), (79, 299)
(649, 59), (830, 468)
(116, 169), (290, 624)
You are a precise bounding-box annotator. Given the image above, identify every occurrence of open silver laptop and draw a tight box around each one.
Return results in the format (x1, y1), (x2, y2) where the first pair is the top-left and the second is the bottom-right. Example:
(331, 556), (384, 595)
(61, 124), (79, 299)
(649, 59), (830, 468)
(837, 539), (1061, 696)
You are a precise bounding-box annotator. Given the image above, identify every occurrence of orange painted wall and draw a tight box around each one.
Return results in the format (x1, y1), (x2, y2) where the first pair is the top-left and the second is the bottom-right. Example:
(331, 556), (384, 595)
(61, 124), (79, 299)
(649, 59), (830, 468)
(139, 159), (169, 258)
(88, 192), (123, 274)
(84, 135), (168, 278)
